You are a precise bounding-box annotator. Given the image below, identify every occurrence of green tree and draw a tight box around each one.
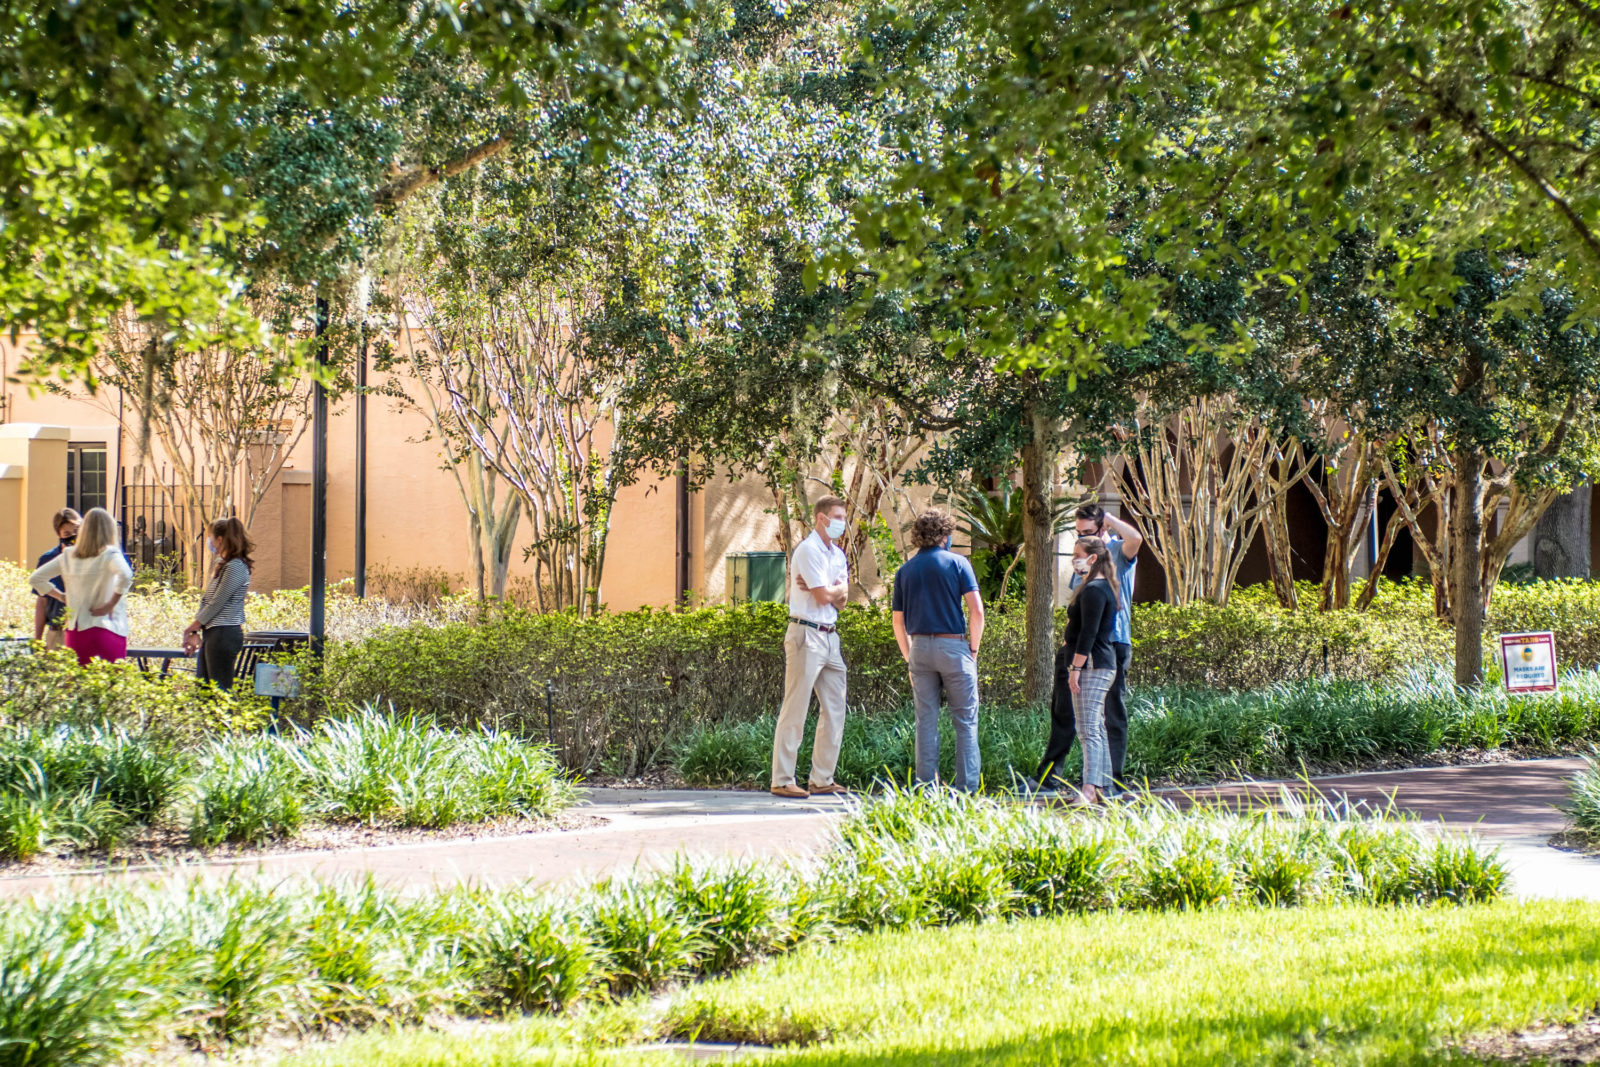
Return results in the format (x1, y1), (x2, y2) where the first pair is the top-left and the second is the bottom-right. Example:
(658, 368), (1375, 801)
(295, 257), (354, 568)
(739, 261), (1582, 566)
(2, 0), (697, 376)
(1355, 254), (1600, 685)
(834, 0), (1600, 376)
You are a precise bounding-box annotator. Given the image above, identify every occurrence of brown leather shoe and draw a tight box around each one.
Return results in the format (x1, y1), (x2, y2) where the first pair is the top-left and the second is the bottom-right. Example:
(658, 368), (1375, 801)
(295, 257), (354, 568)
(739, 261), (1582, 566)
(808, 783), (850, 796)
(770, 785), (810, 799)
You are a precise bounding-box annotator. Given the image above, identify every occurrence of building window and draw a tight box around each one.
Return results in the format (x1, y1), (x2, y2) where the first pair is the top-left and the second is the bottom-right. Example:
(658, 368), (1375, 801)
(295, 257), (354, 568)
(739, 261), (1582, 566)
(66, 443), (108, 515)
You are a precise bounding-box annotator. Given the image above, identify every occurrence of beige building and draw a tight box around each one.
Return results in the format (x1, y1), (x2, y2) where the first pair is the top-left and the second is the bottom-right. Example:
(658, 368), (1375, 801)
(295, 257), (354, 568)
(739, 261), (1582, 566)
(0, 332), (973, 609)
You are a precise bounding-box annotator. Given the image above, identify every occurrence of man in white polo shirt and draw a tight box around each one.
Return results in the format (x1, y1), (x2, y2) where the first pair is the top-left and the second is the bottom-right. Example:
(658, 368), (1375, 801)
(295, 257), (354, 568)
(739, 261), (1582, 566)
(771, 495), (851, 799)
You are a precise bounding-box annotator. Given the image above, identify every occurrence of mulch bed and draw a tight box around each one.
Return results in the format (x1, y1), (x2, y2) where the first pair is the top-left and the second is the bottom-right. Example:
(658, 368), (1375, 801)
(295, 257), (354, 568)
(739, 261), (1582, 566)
(0, 810), (607, 878)
(1464, 1015), (1600, 1064)
(1549, 830), (1600, 856)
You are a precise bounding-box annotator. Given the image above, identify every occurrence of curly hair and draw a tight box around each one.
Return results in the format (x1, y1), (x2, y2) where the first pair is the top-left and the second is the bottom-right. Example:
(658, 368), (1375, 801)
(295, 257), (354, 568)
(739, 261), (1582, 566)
(909, 509), (957, 549)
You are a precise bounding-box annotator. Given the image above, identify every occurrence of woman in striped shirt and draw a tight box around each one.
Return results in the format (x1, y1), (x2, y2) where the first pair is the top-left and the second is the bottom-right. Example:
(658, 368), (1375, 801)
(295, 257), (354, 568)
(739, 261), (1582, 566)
(184, 517), (254, 691)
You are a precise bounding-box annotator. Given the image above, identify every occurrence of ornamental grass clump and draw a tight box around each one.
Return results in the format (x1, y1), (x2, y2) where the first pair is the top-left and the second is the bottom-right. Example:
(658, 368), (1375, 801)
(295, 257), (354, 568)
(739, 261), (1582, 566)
(300, 880), (471, 1026)
(0, 722), (182, 821)
(290, 705), (571, 830)
(1569, 754), (1600, 839)
(0, 766), (129, 860)
(823, 785), (1507, 924)
(585, 876), (707, 997)
(187, 736), (305, 848)
(469, 892), (601, 1013)
(662, 859), (789, 975)
(0, 790), (1509, 1064)
(0, 907), (179, 1067)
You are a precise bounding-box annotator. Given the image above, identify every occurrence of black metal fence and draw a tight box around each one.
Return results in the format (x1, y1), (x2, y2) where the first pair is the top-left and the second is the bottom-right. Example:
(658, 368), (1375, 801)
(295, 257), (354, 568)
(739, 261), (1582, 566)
(119, 473), (217, 578)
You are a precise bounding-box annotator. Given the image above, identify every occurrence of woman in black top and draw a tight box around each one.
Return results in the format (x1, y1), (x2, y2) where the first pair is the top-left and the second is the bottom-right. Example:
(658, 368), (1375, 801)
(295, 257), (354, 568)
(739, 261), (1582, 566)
(1061, 536), (1120, 803)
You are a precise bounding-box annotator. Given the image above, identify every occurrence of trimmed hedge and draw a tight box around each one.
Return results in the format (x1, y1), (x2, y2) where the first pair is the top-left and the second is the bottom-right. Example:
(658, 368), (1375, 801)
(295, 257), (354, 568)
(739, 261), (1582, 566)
(291, 579), (1600, 775)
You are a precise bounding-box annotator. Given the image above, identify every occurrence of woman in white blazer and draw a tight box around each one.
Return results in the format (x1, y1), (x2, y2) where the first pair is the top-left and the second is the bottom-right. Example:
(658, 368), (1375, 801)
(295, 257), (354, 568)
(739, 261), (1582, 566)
(29, 507), (133, 665)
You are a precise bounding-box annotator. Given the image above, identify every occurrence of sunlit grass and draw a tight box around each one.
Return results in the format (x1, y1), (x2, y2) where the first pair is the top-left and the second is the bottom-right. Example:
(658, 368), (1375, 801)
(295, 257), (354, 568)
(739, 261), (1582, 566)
(273, 899), (1600, 1067)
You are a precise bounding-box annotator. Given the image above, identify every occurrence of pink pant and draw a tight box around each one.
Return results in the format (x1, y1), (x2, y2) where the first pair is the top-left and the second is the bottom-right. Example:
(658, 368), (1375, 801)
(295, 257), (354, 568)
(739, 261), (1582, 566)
(64, 627), (127, 666)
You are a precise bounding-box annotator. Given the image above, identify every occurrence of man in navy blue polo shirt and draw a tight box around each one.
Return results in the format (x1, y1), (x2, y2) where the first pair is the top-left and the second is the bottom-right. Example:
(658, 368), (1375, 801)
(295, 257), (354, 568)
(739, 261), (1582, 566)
(892, 509), (986, 792)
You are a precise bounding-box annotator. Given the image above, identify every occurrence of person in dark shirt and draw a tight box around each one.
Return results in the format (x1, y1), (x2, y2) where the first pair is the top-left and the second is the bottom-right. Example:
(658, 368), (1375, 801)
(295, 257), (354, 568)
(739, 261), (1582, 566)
(31, 508), (81, 650)
(891, 509), (986, 792)
(1058, 536), (1120, 804)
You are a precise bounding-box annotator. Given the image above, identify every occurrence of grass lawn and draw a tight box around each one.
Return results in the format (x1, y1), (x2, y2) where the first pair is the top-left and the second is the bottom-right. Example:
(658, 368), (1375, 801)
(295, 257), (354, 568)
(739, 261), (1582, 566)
(280, 899), (1600, 1067)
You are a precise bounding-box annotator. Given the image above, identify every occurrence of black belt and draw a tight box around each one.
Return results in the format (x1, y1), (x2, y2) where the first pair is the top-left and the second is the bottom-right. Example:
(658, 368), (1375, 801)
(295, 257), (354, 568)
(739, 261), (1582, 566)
(789, 617), (837, 634)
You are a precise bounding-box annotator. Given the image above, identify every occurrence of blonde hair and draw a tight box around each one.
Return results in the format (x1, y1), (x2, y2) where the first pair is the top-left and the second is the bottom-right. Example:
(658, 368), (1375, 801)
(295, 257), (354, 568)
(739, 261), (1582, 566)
(73, 507), (118, 558)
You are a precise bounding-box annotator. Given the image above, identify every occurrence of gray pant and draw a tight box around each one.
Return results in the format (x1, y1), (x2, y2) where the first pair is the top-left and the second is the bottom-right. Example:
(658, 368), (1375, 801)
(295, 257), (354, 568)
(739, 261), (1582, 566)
(908, 636), (980, 792)
(1074, 667), (1116, 789)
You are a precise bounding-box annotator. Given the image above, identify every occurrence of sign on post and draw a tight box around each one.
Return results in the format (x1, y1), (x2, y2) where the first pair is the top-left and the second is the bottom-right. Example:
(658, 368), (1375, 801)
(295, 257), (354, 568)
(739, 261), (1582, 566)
(1499, 631), (1558, 694)
(254, 663), (301, 700)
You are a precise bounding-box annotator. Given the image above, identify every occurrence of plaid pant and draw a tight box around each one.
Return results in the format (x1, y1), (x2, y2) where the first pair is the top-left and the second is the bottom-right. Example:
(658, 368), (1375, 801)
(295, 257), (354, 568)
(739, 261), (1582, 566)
(1074, 667), (1116, 789)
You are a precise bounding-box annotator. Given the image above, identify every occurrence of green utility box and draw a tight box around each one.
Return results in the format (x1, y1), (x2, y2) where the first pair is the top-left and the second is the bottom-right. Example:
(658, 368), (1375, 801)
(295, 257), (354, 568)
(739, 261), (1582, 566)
(726, 551), (788, 605)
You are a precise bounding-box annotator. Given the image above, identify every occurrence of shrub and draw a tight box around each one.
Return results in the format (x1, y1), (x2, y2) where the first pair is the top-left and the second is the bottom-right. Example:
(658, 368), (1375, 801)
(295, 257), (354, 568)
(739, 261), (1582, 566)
(187, 737), (305, 848)
(0, 652), (265, 742)
(283, 577), (1600, 777)
(0, 721), (184, 821)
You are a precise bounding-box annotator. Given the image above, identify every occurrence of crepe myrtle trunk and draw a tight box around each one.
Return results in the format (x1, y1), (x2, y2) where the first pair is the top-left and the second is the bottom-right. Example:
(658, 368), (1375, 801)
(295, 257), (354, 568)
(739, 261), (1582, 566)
(1020, 399), (1058, 705)
(1451, 451), (1488, 688)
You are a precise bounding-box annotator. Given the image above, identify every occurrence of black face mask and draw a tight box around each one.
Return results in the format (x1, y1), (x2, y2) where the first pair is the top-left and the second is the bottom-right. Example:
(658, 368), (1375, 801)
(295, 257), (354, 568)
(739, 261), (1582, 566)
(59, 535), (76, 546)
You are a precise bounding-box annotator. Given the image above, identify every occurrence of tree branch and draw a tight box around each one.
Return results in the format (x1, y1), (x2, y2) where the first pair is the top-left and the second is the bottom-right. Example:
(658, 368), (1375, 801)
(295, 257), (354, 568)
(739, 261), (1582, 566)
(373, 133), (513, 209)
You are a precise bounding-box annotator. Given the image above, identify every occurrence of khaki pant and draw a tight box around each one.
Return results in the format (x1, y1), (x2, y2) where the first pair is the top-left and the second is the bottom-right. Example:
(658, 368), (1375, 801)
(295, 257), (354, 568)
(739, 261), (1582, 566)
(771, 622), (848, 789)
(42, 628), (64, 651)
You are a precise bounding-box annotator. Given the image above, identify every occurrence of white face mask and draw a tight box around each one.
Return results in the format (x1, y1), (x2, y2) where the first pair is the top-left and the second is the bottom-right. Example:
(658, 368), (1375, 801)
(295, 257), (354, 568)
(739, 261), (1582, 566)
(825, 518), (846, 540)
(1072, 557), (1092, 575)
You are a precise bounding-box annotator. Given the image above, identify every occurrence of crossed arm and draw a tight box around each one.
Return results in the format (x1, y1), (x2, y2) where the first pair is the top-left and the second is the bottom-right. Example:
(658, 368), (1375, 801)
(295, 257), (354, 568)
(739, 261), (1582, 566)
(794, 572), (847, 608)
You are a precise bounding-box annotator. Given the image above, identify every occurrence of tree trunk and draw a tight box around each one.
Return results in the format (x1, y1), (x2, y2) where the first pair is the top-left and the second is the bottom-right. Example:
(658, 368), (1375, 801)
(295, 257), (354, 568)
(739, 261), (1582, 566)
(1534, 485), (1592, 579)
(489, 494), (521, 598)
(1451, 451), (1488, 687)
(1020, 397), (1057, 705)
(1262, 492), (1298, 609)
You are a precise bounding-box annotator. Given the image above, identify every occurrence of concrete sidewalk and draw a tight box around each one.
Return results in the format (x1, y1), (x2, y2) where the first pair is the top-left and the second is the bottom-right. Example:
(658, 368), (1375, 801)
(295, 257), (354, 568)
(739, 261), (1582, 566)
(0, 788), (850, 899)
(1, 759), (1595, 900)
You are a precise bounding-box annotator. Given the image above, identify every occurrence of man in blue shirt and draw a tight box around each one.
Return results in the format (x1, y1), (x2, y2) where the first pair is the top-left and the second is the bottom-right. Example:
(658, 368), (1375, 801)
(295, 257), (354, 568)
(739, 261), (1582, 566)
(31, 508), (81, 651)
(1032, 503), (1142, 795)
(892, 509), (986, 792)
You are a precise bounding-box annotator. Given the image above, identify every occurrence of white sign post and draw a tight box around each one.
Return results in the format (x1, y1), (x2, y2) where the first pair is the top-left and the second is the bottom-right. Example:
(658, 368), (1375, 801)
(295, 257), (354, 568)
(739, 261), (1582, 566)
(255, 664), (300, 719)
(1499, 631), (1558, 694)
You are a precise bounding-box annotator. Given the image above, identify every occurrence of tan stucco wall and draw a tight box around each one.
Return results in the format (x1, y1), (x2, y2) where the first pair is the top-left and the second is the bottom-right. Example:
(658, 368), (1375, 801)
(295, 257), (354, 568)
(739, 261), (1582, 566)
(0, 424), (70, 565)
(0, 465), (23, 567)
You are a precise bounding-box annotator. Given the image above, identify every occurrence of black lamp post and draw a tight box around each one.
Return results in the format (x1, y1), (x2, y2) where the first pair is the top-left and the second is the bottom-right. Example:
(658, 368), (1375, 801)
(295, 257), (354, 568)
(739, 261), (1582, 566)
(310, 296), (329, 654)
